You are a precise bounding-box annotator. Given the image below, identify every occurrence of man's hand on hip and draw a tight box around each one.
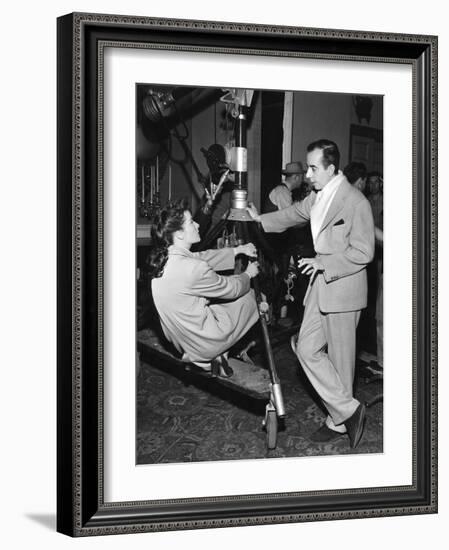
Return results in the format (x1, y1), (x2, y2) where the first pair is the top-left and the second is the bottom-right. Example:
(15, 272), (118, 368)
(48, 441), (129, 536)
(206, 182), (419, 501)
(298, 257), (324, 283)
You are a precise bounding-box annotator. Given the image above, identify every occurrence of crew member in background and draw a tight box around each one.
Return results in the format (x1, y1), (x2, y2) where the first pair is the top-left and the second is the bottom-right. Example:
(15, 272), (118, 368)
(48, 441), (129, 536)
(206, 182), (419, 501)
(264, 161), (306, 212)
(343, 161), (367, 193)
(264, 162), (314, 321)
(366, 172), (383, 227)
(194, 143), (234, 238)
(366, 172), (384, 371)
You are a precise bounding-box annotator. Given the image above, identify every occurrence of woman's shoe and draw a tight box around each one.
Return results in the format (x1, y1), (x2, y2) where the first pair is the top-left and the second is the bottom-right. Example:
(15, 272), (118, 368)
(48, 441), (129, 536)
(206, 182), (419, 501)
(190, 361), (212, 373)
(219, 355), (234, 378)
(211, 355), (234, 378)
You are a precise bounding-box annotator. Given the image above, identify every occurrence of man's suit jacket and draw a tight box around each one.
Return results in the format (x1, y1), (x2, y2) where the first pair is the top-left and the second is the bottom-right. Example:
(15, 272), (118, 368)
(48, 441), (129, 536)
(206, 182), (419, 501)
(260, 177), (375, 313)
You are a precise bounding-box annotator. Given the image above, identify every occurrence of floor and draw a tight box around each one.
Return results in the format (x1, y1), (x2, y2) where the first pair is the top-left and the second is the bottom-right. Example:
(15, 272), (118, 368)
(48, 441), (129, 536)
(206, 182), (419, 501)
(136, 333), (383, 464)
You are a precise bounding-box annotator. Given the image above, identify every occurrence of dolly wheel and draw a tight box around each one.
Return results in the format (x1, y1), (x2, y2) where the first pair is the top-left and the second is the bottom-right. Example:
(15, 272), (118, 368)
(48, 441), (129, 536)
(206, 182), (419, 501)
(265, 409), (278, 450)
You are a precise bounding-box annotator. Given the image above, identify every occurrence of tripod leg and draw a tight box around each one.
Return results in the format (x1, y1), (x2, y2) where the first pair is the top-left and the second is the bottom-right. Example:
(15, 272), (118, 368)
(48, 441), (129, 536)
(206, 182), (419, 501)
(247, 222), (280, 266)
(241, 224), (282, 390)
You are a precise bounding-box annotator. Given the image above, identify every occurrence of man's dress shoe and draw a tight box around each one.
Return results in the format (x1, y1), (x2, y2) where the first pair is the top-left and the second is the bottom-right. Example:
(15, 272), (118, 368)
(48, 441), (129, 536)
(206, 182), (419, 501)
(345, 403), (366, 448)
(309, 424), (346, 443)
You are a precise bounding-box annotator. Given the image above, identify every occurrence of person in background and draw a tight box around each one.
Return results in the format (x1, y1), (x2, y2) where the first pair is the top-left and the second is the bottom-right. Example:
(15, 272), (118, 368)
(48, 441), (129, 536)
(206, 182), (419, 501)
(343, 161), (367, 193)
(366, 172), (384, 371)
(366, 171), (383, 228)
(264, 162), (314, 321)
(374, 221), (383, 371)
(247, 139), (375, 448)
(345, 163), (383, 371)
(264, 161), (306, 212)
(149, 200), (259, 377)
(194, 143), (234, 238)
(194, 167), (231, 238)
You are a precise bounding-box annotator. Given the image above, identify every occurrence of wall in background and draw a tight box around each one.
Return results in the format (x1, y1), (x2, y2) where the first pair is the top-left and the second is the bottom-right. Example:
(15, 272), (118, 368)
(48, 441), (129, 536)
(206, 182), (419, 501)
(292, 91), (383, 170)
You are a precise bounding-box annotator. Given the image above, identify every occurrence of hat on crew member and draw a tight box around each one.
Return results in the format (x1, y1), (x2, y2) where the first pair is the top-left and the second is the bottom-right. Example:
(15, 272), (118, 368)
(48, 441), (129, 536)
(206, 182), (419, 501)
(282, 161), (305, 175)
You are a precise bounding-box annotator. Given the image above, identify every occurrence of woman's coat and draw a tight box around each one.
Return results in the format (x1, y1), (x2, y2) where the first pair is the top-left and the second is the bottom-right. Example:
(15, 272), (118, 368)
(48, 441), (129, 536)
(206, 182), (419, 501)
(151, 246), (259, 362)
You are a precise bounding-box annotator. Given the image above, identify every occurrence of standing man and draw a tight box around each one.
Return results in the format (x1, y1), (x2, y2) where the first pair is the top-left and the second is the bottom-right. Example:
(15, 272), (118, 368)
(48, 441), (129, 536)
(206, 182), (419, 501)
(247, 139), (375, 448)
(264, 161), (306, 212)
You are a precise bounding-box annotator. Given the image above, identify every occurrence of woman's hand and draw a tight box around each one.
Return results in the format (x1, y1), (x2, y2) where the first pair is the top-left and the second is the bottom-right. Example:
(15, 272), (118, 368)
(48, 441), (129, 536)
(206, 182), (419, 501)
(234, 242), (257, 258)
(246, 202), (261, 222)
(245, 261), (259, 279)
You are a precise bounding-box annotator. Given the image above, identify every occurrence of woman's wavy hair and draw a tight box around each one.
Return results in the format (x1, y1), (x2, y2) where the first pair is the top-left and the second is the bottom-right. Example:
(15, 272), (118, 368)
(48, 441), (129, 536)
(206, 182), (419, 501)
(146, 199), (189, 279)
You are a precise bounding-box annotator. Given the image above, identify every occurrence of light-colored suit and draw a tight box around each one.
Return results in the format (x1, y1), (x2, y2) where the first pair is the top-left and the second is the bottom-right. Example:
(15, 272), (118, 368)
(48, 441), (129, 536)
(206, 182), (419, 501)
(260, 178), (375, 426)
(152, 246), (259, 363)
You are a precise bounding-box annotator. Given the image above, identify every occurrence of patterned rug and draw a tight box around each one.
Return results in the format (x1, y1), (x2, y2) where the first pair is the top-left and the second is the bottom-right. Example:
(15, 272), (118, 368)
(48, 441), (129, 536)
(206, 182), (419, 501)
(137, 342), (383, 464)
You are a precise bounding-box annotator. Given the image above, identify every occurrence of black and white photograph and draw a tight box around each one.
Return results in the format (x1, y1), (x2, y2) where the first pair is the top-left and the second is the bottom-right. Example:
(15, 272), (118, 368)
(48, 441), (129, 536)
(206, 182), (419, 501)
(52, 6), (437, 540)
(2, 0), (443, 546)
(135, 84), (384, 464)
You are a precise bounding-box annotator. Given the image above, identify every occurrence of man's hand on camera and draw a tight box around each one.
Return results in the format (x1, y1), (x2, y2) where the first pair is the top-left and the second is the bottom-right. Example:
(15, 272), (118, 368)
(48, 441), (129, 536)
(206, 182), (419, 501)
(246, 202), (261, 223)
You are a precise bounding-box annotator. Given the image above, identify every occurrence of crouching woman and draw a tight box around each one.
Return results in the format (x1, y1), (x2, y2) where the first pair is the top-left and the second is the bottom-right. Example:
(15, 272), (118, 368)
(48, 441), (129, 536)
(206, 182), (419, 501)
(148, 201), (260, 376)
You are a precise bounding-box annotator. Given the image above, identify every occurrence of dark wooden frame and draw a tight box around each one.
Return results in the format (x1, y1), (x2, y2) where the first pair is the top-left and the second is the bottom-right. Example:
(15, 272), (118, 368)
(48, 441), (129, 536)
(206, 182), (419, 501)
(57, 12), (438, 536)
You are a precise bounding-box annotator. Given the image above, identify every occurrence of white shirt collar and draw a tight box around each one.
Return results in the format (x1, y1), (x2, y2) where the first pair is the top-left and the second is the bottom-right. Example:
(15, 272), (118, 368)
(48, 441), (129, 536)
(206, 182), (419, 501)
(168, 244), (194, 257)
(315, 171), (344, 202)
(310, 171), (344, 245)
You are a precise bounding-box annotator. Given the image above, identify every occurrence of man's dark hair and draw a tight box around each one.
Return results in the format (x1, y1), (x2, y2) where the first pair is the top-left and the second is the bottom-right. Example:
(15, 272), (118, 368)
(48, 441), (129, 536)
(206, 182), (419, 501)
(343, 161), (367, 184)
(367, 170), (382, 180)
(307, 139), (340, 174)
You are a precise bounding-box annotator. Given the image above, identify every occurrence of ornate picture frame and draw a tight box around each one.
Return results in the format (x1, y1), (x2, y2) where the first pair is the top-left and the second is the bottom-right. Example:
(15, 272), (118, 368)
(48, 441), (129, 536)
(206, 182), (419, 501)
(57, 12), (437, 536)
